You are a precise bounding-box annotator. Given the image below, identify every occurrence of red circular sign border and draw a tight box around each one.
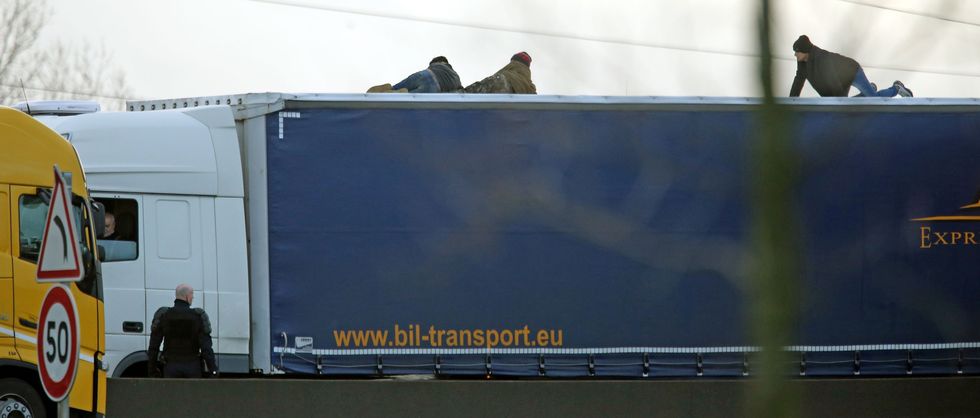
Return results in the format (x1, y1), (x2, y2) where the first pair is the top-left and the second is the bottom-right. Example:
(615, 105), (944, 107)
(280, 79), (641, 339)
(36, 284), (80, 402)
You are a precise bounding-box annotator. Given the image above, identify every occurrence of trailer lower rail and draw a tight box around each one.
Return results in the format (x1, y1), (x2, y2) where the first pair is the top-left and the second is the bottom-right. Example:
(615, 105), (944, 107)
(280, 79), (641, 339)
(272, 343), (980, 378)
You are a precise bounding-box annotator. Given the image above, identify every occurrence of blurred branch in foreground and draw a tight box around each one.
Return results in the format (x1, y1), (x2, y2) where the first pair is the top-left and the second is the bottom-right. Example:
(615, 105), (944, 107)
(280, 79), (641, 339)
(748, 0), (801, 417)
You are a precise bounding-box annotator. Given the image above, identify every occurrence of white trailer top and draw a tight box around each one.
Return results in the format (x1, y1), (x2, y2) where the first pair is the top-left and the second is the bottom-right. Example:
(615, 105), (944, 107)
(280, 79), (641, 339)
(126, 93), (980, 121)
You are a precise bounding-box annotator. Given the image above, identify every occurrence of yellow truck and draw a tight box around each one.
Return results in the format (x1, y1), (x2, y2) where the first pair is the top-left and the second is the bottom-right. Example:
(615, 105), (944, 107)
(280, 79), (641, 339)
(0, 106), (106, 417)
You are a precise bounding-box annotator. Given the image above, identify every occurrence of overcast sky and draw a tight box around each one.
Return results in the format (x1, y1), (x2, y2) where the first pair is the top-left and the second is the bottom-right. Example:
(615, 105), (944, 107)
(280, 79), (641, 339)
(39, 0), (980, 106)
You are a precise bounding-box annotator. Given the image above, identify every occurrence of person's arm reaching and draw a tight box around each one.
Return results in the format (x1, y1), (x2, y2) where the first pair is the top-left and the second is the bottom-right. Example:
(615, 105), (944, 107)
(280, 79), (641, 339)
(790, 61), (806, 97)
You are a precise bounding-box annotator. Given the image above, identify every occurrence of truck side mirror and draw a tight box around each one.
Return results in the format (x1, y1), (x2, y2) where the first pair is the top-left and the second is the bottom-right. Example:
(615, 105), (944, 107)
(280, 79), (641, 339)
(91, 201), (106, 238)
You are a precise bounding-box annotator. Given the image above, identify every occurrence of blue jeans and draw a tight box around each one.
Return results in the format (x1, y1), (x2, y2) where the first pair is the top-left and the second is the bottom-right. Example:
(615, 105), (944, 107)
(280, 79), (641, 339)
(852, 67), (897, 97)
(392, 69), (439, 93)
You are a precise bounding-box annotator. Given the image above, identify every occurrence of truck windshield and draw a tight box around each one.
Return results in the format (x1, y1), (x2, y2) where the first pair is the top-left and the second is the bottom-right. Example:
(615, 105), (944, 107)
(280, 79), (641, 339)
(19, 193), (100, 298)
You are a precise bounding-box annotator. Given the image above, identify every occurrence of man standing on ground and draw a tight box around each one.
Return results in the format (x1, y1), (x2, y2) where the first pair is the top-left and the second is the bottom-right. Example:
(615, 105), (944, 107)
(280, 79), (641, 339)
(148, 284), (217, 378)
(789, 35), (912, 98)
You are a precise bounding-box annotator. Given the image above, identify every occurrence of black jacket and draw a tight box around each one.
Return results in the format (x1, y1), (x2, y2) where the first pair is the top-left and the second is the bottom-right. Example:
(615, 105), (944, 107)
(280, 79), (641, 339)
(147, 299), (216, 374)
(790, 46), (860, 97)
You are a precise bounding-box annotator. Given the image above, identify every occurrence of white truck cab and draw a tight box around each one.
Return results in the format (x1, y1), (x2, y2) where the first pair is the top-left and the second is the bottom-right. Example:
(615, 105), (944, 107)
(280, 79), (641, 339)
(36, 105), (250, 376)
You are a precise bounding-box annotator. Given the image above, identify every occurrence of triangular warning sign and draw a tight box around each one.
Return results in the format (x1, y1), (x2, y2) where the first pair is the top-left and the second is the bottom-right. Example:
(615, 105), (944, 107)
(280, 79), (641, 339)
(37, 165), (84, 282)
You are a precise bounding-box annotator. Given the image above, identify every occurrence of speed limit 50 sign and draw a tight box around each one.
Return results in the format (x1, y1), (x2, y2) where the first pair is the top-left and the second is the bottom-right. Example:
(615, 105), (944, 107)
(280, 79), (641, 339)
(36, 284), (80, 402)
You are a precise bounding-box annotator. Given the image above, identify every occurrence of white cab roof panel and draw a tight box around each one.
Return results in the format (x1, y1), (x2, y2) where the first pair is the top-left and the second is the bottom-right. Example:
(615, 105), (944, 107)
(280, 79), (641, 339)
(41, 106), (243, 197)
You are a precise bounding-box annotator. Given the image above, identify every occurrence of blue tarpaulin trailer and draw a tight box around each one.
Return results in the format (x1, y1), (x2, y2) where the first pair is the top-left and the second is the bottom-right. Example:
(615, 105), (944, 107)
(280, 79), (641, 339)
(130, 94), (980, 378)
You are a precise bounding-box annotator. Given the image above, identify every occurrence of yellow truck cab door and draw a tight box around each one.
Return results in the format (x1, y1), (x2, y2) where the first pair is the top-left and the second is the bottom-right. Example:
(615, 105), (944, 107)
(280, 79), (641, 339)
(9, 185), (44, 361)
(0, 186), (13, 354)
(10, 184), (104, 413)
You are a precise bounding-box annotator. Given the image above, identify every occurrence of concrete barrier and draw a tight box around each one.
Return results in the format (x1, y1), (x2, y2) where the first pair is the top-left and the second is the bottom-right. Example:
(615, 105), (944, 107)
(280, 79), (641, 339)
(108, 377), (980, 418)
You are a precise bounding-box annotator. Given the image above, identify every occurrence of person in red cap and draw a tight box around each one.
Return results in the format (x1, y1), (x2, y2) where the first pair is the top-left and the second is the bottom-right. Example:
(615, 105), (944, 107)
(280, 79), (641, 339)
(464, 52), (536, 94)
(790, 35), (912, 98)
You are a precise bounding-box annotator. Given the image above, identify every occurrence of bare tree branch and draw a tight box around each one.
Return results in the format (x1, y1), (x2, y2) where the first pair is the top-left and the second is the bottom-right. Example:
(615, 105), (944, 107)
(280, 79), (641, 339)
(0, 0), (46, 82)
(0, 0), (131, 110)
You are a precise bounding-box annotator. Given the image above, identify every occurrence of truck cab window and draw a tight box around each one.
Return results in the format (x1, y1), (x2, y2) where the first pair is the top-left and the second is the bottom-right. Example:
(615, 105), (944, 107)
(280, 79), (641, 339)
(96, 198), (139, 262)
(18, 194), (89, 263)
(19, 193), (101, 298)
(18, 195), (51, 263)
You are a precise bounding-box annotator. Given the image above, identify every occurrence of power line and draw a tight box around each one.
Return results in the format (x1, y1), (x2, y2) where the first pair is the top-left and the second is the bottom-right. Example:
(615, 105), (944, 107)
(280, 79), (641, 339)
(250, 0), (980, 79)
(856, 64), (980, 79)
(0, 83), (133, 101)
(249, 0), (760, 58)
(837, 0), (980, 28)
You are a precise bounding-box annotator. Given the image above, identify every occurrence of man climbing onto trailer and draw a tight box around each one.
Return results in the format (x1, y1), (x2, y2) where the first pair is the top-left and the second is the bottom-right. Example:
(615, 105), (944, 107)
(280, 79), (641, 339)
(789, 35), (913, 98)
(367, 56), (463, 93)
(464, 51), (536, 94)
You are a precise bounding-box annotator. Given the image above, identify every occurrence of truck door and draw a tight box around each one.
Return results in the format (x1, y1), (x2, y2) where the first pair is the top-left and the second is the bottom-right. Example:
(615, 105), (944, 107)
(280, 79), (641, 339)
(93, 195), (145, 376)
(10, 186), (51, 361)
(10, 185), (103, 409)
(0, 186), (13, 351)
(143, 195), (212, 344)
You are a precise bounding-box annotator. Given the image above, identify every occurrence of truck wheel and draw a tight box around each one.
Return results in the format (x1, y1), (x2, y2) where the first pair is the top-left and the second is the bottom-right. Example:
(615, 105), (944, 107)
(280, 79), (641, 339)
(119, 362), (149, 378)
(0, 378), (47, 418)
